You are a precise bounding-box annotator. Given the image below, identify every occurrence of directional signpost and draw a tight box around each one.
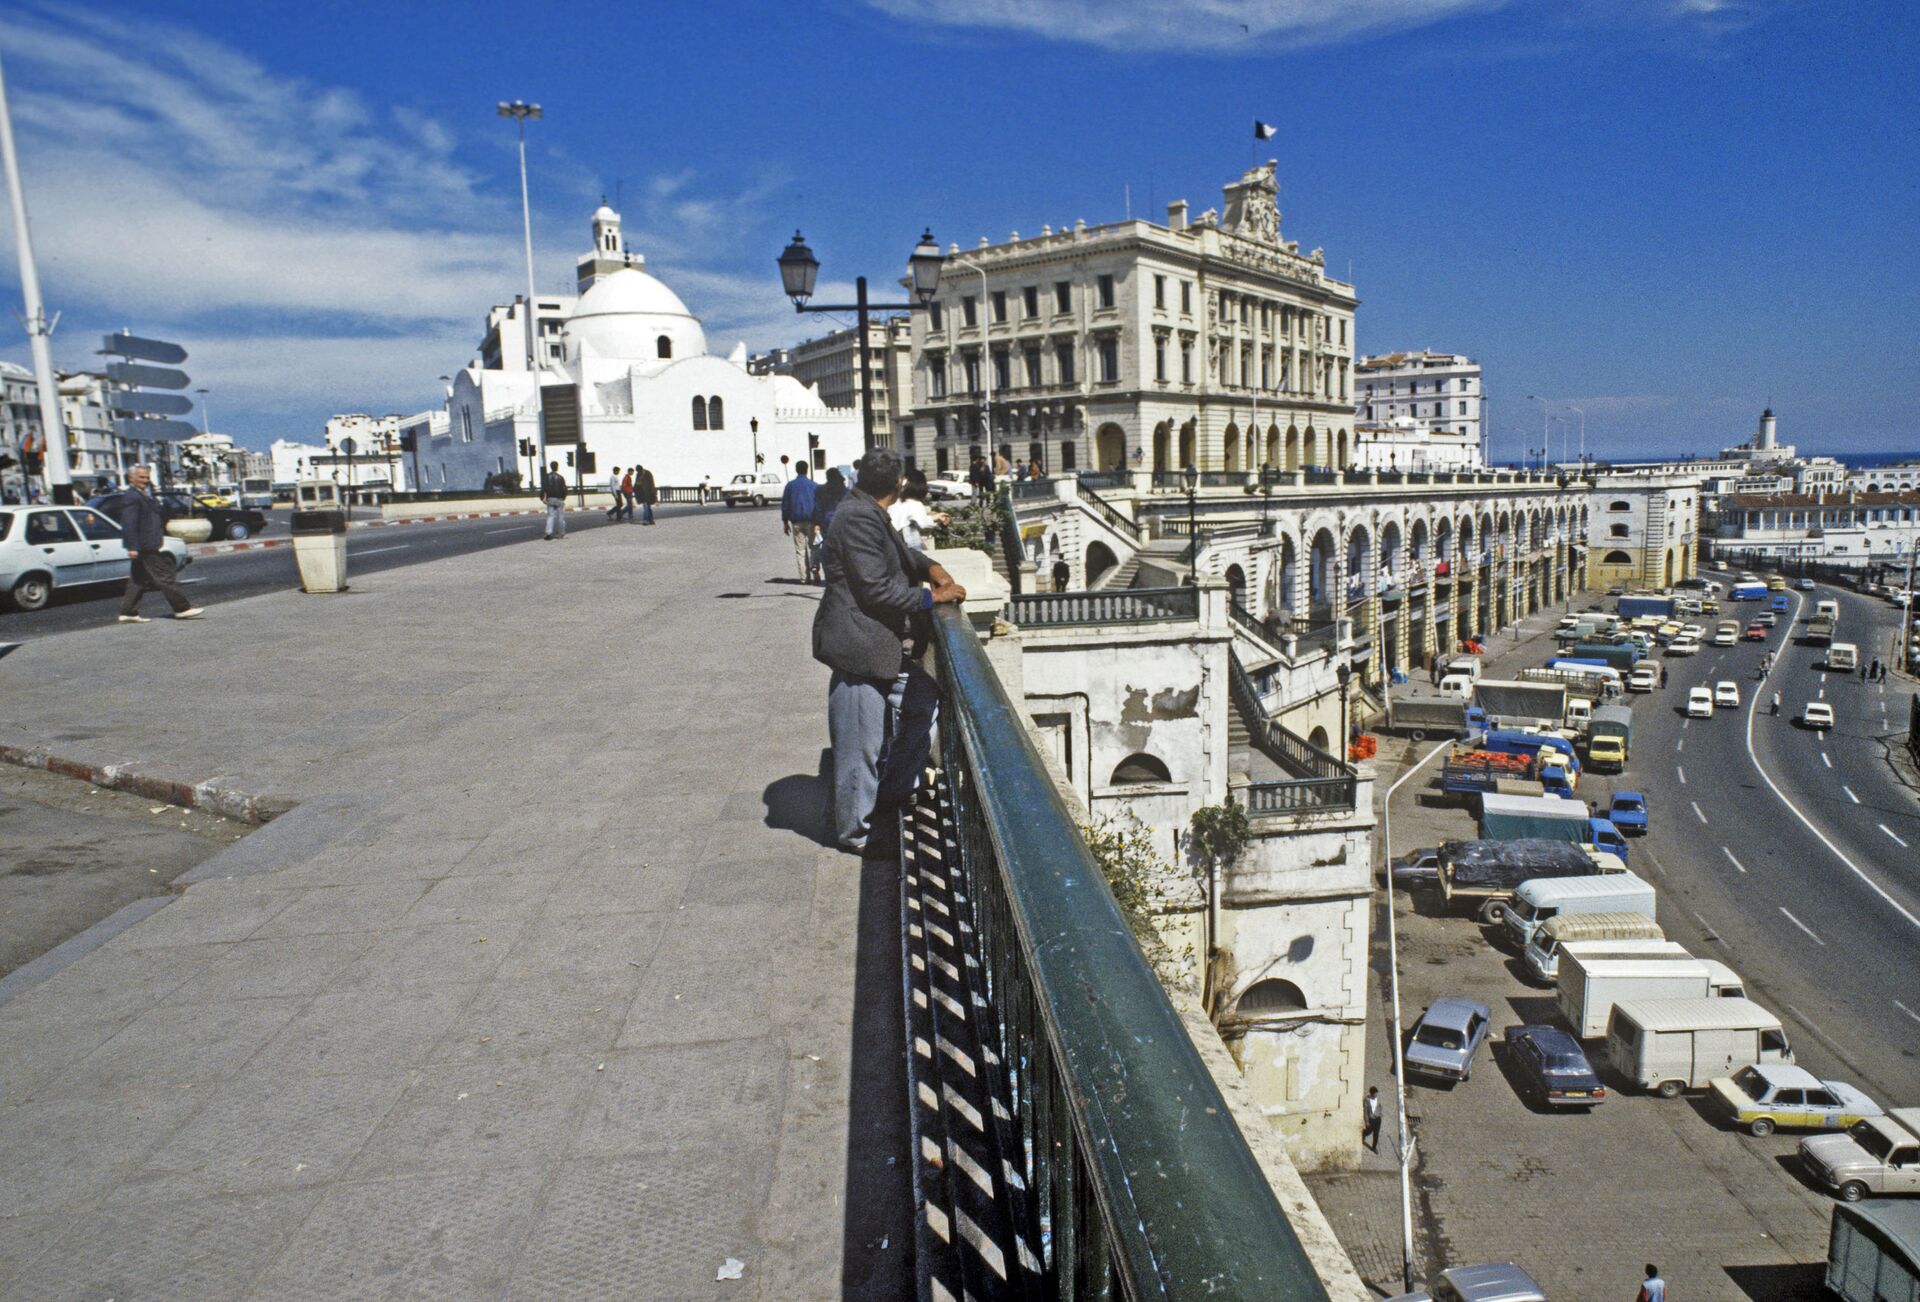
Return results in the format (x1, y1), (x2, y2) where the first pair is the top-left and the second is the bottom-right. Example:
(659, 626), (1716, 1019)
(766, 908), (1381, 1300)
(98, 333), (193, 486)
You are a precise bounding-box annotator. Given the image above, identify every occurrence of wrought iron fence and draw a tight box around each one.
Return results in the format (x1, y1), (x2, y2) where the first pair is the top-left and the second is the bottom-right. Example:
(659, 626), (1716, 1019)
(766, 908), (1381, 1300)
(1076, 482), (1143, 543)
(1225, 650), (1358, 811)
(1005, 586), (1198, 627)
(929, 608), (1333, 1299)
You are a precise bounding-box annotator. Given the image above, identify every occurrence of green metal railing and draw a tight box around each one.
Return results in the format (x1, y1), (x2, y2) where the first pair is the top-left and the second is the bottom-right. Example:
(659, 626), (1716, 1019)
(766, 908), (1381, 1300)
(929, 607), (1332, 1300)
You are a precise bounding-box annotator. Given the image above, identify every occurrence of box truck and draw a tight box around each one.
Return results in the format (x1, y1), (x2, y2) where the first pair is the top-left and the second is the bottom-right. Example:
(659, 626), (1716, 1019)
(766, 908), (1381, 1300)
(1604, 997), (1793, 1096)
(1587, 704), (1634, 772)
(1478, 792), (1630, 861)
(1560, 954), (1746, 1037)
(1502, 871), (1655, 951)
(1522, 919), (1678, 984)
(1472, 679), (1569, 731)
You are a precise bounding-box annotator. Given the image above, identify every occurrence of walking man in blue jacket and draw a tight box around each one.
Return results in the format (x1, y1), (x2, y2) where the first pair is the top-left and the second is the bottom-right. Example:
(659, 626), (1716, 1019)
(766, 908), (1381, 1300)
(781, 462), (819, 582)
(116, 465), (202, 622)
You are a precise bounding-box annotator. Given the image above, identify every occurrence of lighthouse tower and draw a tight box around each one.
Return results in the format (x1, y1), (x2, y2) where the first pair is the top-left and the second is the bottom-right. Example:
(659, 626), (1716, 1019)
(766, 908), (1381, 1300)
(1756, 407), (1777, 451)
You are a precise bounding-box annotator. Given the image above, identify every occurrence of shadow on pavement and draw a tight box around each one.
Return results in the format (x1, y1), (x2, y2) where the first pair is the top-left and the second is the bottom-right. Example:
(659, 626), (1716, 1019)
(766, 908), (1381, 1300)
(838, 851), (914, 1298)
(1723, 1261), (1827, 1300)
(762, 752), (836, 849)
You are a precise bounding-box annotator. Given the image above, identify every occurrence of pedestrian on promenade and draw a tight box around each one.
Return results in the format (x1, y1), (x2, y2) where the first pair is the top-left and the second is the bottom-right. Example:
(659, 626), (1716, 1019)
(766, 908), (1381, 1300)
(1052, 556), (1070, 593)
(887, 468), (948, 552)
(1635, 1264), (1665, 1302)
(813, 466), (848, 540)
(541, 462), (567, 539)
(812, 447), (965, 857)
(115, 465), (202, 623)
(781, 462), (819, 582)
(606, 466), (624, 521)
(967, 454), (992, 500)
(1870, 657), (1881, 681)
(1361, 1086), (1383, 1153)
(993, 448), (1010, 479)
(637, 464), (658, 525)
(619, 468), (636, 522)
(698, 474), (711, 504)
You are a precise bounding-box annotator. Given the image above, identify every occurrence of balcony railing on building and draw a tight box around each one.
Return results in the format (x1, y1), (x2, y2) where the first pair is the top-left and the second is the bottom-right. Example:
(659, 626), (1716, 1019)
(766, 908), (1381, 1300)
(920, 607), (1334, 1299)
(1004, 585), (1198, 627)
(1227, 649), (1358, 814)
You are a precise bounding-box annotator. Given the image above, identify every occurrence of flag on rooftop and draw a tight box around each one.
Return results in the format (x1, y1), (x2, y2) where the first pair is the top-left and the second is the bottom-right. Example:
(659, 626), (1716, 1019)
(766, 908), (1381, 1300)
(1254, 120), (1278, 139)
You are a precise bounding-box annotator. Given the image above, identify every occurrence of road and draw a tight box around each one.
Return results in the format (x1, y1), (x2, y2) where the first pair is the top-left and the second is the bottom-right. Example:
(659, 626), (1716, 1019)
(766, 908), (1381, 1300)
(0, 500), (753, 641)
(1593, 574), (1920, 1103)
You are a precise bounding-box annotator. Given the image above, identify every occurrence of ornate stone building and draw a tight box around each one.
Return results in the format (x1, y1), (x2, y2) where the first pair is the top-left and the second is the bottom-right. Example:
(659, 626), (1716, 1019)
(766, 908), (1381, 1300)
(906, 163), (1359, 479)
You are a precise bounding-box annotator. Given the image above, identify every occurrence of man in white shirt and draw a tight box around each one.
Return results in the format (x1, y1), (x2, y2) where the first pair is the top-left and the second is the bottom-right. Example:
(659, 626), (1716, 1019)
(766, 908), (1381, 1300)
(887, 468), (949, 551)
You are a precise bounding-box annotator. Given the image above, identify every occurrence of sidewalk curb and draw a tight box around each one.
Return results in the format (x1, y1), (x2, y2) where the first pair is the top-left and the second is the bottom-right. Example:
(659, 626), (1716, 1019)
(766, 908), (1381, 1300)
(0, 895), (172, 1011)
(186, 505), (610, 557)
(0, 743), (290, 824)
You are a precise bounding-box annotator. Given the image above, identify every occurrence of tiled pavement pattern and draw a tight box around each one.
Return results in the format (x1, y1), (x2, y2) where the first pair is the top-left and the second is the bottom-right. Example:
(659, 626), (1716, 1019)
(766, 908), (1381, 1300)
(0, 514), (911, 1299)
(1306, 607), (1834, 1302)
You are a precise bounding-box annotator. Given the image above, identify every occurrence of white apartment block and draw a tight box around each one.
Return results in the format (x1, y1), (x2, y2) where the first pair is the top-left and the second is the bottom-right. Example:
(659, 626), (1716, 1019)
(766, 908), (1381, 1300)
(1353, 351), (1482, 454)
(1852, 462), (1920, 494)
(749, 316), (913, 447)
(1348, 417), (1481, 472)
(1712, 490), (1920, 565)
(907, 162), (1358, 478)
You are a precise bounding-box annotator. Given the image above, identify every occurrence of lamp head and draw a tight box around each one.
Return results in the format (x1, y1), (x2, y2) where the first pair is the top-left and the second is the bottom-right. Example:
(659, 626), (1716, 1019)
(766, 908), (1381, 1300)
(907, 228), (943, 306)
(778, 231), (819, 305)
(1182, 464), (1198, 493)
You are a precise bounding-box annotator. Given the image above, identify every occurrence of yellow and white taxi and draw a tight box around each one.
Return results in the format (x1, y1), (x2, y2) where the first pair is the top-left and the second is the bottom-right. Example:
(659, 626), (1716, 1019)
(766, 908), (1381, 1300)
(1711, 1063), (1883, 1138)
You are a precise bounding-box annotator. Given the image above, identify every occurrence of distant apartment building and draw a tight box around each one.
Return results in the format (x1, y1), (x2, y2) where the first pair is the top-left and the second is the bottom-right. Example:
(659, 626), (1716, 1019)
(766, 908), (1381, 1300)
(1851, 461), (1920, 494)
(0, 360), (41, 498)
(1711, 489), (1920, 566)
(317, 413), (414, 491)
(907, 162), (1359, 478)
(55, 372), (126, 485)
(748, 316), (913, 449)
(1354, 351), (1482, 454)
(1349, 416), (1481, 472)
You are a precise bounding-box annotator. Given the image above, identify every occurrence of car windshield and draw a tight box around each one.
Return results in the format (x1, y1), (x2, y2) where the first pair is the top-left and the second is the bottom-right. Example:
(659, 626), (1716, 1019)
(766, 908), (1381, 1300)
(1415, 1025), (1464, 1050)
(1614, 800), (1645, 814)
(0, 510), (12, 540)
(1848, 1122), (1894, 1160)
(1543, 1051), (1589, 1075)
(1732, 1066), (1767, 1096)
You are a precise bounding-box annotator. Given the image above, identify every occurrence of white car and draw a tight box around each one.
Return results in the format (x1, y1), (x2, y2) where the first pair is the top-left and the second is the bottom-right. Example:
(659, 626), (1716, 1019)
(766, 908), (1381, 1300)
(0, 504), (192, 612)
(1681, 623), (1706, 641)
(1687, 687), (1715, 718)
(1714, 680), (1741, 708)
(720, 471), (785, 507)
(924, 477), (974, 502)
(1712, 627), (1739, 646)
(1668, 637), (1701, 656)
(1627, 665), (1659, 692)
(1804, 702), (1834, 729)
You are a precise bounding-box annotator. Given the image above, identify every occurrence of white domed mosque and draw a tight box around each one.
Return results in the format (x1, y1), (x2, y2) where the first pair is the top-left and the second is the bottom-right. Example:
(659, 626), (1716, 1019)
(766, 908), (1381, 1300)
(413, 203), (859, 492)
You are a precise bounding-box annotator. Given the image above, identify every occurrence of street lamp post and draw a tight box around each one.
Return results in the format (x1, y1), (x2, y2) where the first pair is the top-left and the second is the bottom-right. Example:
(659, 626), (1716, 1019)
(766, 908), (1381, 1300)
(339, 436), (356, 520)
(1337, 662), (1352, 760)
(1183, 462), (1199, 583)
(779, 229), (944, 454)
(497, 100), (546, 478)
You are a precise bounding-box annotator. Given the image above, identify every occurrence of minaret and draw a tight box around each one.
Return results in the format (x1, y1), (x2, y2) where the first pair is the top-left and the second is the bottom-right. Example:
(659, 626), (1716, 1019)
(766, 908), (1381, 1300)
(576, 199), (640, 292)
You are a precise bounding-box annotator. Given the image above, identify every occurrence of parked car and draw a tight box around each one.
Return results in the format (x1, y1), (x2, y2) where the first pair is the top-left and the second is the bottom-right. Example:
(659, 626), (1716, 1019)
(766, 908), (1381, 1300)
(720, 471), (784, 507)
(925, 476), (975, 502)
(1715, 680), (1742, 708)
(1608, 792), (1649, 834)
(0, 505), (192, 611)
(1504, 1024), (1607, 1109)
(1687, 687), (1715, 718)
(1668, 637), (1701, 656)
(91, 490), (267, 542)
(1710, 1063), (1882, 1137)
(1386, 1263), (1549, 1302)
(1406, 997), (1492, 1083)
(1804, 702), (1835, 729)
(1799, 578), (1816, 591)
(1744, 623), (1768, 641)
(1393, 847), (1443, 885)
(1799, 1109), (1920, 1201)
(1627, 664), (1659, 692)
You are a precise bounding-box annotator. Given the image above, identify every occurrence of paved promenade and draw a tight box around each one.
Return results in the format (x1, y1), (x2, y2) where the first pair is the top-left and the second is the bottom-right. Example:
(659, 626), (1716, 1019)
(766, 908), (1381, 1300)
(0, 512), (910, 1299)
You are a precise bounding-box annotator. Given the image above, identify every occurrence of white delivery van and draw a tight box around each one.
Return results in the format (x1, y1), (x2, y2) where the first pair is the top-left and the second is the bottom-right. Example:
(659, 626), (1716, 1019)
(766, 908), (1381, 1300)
(1816, 599), (1840, 622)
(1605, 997), (1793, 1096)
(1502, 871), (1655, 951)
(1829, 642), (1859, 672)
(1559, 955), (1746, 1037)
(1521, 913), (1671, 984)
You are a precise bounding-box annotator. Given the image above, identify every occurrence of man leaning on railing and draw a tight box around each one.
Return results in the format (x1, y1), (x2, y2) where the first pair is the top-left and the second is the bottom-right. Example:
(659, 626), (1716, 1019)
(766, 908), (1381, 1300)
(812, 448), (967, 859)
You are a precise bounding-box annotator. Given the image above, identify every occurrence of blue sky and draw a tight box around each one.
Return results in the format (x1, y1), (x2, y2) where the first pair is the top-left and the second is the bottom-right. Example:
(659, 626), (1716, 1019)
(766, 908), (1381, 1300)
(0, 0), (1913, 458)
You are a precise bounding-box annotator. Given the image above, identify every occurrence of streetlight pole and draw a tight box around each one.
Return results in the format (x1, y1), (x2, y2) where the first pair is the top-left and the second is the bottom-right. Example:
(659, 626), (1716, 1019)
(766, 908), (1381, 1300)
(779, 230), (945, 455)
(497, 100), (546, 477)
(951, 259), (993, 464)
(1183, 463), (1199, 583)
(0, 53), (74, 504)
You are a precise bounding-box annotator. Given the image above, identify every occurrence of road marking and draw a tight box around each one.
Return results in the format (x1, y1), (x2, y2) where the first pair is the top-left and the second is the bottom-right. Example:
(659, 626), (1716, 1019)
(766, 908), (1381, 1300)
(1740, 591), (1920, 934)
(1675, 738), (1684, 752)
(1691, 801), (1708, 824)
(1895, 1000), (1920, 1027)
(1821, 673), (1827, 684)
(1779, 907), (1825, 946)
(1821, 753), (1832, 768)
(484, 527), (528, 535)
(1676, 766), (1687, 785)
(350, 544), (409, 557)
(1844, 785), (1860, 804)
(1721, 847), (1747, 874)
(1880, 824), (1910, 848)
(1818, 686), (1825, 699)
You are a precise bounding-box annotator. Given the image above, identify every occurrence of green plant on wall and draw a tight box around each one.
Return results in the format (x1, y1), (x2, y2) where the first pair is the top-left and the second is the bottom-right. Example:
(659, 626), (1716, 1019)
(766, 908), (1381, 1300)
(1079, 811), (1197, 989)
(1189, 798), (1251, 871)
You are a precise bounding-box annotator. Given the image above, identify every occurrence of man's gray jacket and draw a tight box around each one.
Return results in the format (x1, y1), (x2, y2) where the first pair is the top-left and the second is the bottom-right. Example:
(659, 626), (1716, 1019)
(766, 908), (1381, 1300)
(811, 489), (934, 681)
(118, 488), (170, 553)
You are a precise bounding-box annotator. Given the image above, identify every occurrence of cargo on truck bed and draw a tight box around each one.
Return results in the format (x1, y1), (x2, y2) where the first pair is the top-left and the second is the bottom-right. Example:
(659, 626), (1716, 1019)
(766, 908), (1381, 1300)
(1438, 837), (1621, 924)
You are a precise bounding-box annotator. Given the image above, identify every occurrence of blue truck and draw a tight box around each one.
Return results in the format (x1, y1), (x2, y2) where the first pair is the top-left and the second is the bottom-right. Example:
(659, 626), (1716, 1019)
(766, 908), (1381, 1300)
(1478, 791), (1631, 862)
(1477, 728), (1583, 775)
(1618, 594), (1674, 621)
(1568, 641), (1641, 670)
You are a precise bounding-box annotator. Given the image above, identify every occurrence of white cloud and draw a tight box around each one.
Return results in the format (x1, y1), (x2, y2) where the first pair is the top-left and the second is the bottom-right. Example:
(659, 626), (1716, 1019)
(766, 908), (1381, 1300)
(859, 0), (1506, 52)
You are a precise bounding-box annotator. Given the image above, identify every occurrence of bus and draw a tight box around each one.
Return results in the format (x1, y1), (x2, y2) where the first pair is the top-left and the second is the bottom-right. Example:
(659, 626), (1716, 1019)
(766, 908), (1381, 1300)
(1730, 580), (1768, 601)
(238, 478), (274, 509)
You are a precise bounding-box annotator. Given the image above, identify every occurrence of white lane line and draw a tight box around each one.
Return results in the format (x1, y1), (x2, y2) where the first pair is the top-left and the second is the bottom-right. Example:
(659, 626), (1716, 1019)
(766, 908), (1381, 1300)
(1779, 907), (1826, 946)
(1740, 592), (1920, 934)
(484, 527), (529, 535)
(1821, 672), (1827, 684)
(350, 544), (409, 557)
(1895, 1000), (1920, 1027)
(1676, 738), (1684, 752)
(177, 577), (205, 584)
(1821, 753), (1832, 768)
(1721, 847), (1747, 874)
(1677, 766), (1688, 785)
(1818, 686), (1825, 699)
(1844, 786), (1860, 804)
(1881, 824), (1910, 848)
(1691, 801), (1708, 824)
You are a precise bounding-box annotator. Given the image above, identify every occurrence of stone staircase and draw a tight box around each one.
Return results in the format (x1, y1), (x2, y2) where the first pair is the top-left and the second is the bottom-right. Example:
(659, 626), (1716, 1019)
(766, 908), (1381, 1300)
(1094, 537), (1190, 590)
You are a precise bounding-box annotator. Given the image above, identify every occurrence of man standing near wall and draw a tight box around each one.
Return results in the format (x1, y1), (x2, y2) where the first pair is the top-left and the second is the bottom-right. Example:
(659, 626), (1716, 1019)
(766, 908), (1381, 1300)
(812, 448), (965, 857)
(636, 463), (657, 525)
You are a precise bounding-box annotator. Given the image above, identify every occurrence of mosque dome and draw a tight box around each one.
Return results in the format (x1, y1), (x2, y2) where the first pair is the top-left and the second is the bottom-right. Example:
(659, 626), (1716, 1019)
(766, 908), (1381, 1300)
(565, 266), (707, 362)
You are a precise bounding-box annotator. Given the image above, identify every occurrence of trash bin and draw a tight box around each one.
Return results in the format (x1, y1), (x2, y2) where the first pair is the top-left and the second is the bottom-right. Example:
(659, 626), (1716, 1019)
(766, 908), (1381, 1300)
(291, 479), (348, 593)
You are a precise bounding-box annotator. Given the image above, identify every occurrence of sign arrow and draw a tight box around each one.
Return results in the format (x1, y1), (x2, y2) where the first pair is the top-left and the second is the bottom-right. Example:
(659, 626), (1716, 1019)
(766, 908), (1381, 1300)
(99, 332), (188, 365)
(109, 390), (196, 417)
(105, 361), (190, 390)
(112, 417), (200, 442)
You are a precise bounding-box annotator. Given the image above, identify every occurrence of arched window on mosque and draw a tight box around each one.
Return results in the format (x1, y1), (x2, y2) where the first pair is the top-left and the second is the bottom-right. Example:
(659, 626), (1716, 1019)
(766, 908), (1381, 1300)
(657, 335), (672, 359)
(708, 396), (724, 430)
(691, 397), (708, 431)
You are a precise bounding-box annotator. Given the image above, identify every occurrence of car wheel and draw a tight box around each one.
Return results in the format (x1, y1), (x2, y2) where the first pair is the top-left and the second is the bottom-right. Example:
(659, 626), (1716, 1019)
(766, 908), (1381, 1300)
(753, 495), (766, 507)
(10, 573), (51, 611)
(1478, 900), (1507, 925)
(1407, 728), (1426, 742)
(1655, 1079), (1683, 1099)
(227, 522), (251, 541)
(1838, 1180), (1869, 1203)
(1748, 1116), (1775, 1138)
(725, 500), (736, 509)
